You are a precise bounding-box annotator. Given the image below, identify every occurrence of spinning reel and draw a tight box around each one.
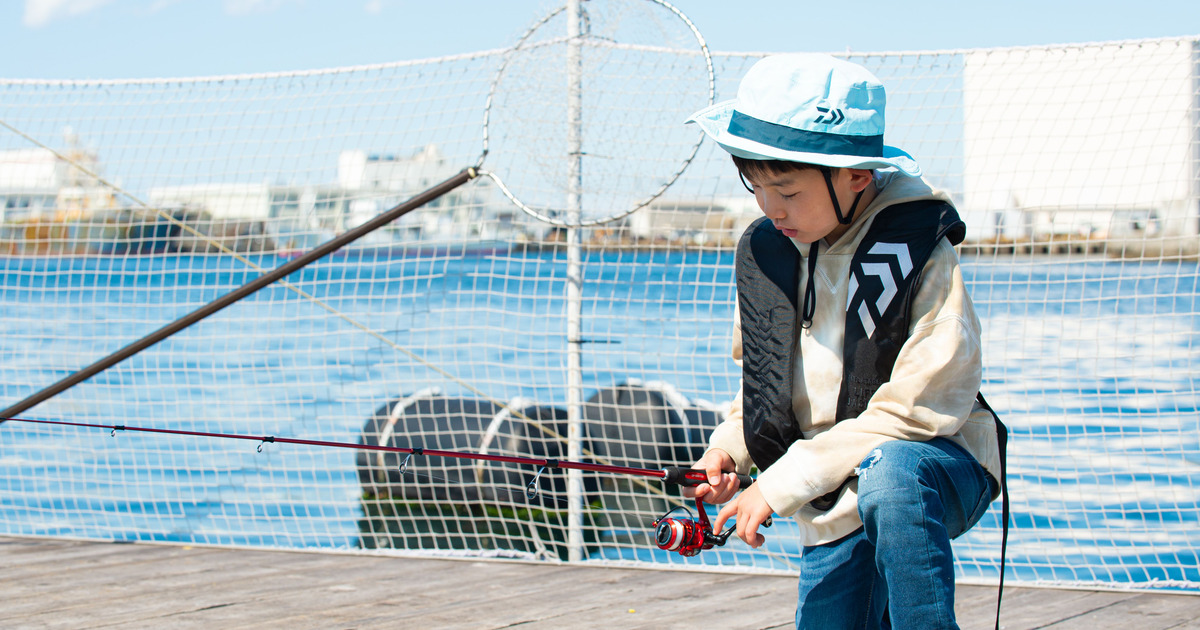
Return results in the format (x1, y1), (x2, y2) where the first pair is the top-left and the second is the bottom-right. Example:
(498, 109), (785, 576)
(652, 497), (733, 556)
(652, 496), (773, 557)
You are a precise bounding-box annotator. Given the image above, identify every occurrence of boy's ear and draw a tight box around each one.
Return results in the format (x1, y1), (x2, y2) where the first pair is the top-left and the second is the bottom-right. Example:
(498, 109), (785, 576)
(843, 168), (875, 192)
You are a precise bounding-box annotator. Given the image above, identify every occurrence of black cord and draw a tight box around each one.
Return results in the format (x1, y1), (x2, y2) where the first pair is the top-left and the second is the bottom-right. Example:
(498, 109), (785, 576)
(801, 241), (819, 329)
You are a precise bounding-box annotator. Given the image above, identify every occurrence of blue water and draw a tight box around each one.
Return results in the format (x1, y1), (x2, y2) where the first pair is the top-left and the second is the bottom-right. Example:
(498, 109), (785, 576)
(1, 250), (1198, 588)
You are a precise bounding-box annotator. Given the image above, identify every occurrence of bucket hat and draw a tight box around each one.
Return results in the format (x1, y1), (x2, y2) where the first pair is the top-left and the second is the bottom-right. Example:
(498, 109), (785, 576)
(687, 53), (920, 177)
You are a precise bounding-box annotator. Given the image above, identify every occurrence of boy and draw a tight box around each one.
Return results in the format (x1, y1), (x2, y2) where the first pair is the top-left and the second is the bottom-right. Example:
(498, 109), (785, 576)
(682, 54), (1004, 629)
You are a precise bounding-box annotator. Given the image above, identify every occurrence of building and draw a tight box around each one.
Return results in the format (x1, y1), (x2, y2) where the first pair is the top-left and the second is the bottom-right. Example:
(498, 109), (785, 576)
(146, 144), (528, 246)
(627, 195), (759, 246)
(0, 133), (117, 222)
(960, 38), (1199, 241)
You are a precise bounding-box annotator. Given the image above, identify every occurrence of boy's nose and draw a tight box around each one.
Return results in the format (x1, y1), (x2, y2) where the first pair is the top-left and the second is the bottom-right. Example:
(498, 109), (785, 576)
(760, 197), (785, 220)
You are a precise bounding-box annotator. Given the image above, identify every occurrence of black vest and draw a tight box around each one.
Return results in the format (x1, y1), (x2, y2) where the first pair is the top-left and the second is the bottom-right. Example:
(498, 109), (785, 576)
(736, 200), (976, 509)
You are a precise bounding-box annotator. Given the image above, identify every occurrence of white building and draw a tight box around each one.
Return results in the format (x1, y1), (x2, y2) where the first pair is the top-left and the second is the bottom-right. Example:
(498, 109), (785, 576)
(628, 195), (760, 245)
(146, 144), (524, 244)
(961, 38), (1198, 240)
(147, 182), (272, 220)
(0, 140), (116, 222)
(337, 145), (517, 242)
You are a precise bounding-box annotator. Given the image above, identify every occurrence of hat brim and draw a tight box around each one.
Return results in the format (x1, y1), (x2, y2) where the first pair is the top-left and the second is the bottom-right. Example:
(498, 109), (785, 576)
(687, 100), (922, 177)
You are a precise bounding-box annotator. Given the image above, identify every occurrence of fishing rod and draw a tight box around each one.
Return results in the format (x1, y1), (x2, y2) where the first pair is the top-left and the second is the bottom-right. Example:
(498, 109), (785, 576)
(0, 168), (478, 425)
(3, 415), (765, 557)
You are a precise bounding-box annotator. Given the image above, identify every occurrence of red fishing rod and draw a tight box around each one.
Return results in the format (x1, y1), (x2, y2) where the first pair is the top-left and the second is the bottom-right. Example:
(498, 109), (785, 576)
(3, 415), (764, 557)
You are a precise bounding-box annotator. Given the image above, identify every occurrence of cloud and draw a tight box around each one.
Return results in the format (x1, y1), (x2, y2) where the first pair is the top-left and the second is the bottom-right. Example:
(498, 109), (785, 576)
(144, 0), (184, 14)
(364, 0), (383, 15)
(223, 0), (299, 16)
(23, 0), (116, 27)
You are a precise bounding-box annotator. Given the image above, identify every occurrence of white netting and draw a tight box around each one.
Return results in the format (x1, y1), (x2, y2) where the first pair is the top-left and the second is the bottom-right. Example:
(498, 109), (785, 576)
(481, 0), (712, 225)
(0, 33), (1198, 591)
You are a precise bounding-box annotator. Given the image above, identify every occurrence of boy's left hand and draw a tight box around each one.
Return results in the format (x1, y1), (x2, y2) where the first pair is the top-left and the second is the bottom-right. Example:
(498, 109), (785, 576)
(712, 482), (774, 548)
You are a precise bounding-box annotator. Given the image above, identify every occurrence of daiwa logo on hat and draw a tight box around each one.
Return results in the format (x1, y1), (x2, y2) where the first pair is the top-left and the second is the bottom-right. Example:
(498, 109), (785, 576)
(814, 106), (845, 125)
(686, 53), (921, 176)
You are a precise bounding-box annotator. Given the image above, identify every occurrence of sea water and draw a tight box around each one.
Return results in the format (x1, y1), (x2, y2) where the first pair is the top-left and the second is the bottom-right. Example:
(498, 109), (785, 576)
(0, 250), (1196, 587)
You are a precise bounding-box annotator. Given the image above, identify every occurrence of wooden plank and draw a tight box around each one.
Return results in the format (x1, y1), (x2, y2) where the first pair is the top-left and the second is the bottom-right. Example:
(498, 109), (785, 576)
(0, 546), (314, 625)
(179, 561), (590, 629)
(1044, 592), (1200, 630)
(987, 588), (1138, 629)
(2, 537), (1198, 630)
(0, 537), (166, 575)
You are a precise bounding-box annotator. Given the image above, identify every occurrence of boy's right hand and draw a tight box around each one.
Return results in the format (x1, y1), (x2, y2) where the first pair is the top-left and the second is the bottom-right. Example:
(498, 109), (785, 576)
(681, 449), (741, 504)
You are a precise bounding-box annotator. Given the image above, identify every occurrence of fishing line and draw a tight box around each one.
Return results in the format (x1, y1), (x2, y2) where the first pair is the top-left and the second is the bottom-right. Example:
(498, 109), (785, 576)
(0, 0), (713, 422)
(400, 468), (573, 510)
(0, 0), (778, 563)
(2, 416), (747, 494)
(0, 120), (485, 419)
(0, 127), (673, 511)
(6, 414), (781, 558)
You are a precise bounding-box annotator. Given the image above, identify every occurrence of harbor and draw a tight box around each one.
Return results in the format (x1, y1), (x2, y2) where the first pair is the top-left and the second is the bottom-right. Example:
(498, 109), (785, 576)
(2, 140), (1193, 259)
(3, 31), (1199, 622)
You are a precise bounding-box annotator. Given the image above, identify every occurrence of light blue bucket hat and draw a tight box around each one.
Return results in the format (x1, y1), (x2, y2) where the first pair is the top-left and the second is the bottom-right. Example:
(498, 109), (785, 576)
(687, 53), (921, 177)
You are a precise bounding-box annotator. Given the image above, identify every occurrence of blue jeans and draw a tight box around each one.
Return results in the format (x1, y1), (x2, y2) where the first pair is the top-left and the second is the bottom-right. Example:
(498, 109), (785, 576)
(794, 438), (997, 630)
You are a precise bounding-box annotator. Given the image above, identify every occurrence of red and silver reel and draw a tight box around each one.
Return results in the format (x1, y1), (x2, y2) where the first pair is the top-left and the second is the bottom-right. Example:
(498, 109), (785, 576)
(652, 497), (733, 557)
(653, 495), (775, 557)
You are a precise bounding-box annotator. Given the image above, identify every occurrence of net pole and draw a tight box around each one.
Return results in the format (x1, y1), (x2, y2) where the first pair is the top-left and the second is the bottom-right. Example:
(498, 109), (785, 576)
(0, 168), (477, 423)
(1192, 62), (1200, 238)
(564, 0), (586, 564)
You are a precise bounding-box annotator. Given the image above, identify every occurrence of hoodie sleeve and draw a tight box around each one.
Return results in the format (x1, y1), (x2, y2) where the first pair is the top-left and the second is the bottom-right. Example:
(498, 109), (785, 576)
(754, 240), (984, 517)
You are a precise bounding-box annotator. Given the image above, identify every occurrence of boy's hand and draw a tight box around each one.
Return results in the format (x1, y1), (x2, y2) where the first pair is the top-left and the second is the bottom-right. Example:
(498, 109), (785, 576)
(680, 449), (741, 504)
(713, 483), (773, 549)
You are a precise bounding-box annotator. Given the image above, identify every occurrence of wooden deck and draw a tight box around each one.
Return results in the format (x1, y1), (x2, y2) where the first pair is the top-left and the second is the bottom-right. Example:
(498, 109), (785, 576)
(2, 536), (1198, 629)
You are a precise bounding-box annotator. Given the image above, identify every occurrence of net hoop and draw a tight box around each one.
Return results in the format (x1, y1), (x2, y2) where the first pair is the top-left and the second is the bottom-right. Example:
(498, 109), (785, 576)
(477, 0), (715, 228)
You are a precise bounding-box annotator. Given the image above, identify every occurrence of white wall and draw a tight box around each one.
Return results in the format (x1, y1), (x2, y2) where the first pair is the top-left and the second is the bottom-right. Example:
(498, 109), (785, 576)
(962, 38), (1197, 239)
(148, 183), (271, 220)
(0, 149), (60, 189)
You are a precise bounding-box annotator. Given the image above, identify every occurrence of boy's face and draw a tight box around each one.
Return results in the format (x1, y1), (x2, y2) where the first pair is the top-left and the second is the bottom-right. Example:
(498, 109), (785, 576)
(746, 167), (873, 244)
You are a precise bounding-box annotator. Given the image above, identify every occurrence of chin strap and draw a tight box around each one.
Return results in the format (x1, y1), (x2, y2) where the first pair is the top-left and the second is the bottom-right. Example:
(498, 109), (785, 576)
(744, 166), (864, 331)
(820, 166), (866, 225)
(801, 241), (818, 329)
(800, 167), (866, 329)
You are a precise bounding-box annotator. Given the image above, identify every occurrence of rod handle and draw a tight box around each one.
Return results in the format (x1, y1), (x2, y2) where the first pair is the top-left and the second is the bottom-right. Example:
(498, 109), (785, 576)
(662, 466), (755, 489)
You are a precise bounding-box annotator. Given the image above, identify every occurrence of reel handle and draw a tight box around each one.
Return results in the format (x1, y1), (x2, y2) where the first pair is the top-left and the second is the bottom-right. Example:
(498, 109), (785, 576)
(662, 466), (755, 490)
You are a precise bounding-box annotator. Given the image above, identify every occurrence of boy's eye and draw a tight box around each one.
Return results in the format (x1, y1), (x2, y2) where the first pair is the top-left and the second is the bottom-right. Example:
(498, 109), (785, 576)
(781, 192), (797, 200)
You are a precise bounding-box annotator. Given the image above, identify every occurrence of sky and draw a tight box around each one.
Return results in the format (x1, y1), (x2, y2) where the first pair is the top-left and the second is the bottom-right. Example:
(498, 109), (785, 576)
(1, 0), (1197, 80)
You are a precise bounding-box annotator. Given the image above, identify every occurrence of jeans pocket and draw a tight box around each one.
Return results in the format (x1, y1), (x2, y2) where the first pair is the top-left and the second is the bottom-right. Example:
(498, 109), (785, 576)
(961, 472), (999, 535)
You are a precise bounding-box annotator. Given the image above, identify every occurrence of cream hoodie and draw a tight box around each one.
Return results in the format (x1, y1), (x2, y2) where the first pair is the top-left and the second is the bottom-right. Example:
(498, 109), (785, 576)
(706, 172), (1003, 546)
